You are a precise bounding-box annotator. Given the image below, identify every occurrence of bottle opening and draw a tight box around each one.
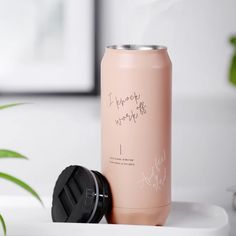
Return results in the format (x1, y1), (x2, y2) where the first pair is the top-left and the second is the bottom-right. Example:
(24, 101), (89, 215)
(107, 44), (167, 51)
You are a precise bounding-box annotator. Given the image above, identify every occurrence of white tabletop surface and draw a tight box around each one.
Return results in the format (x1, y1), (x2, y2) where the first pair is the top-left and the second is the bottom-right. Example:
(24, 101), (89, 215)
(0, 196), (231, 236)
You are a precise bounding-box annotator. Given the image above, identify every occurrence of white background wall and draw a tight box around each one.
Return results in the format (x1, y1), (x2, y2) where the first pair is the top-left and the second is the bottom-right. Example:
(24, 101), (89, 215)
(98, 0), (236, 97)
(0, 0), (236, 211)
(0, 2), (235, 234)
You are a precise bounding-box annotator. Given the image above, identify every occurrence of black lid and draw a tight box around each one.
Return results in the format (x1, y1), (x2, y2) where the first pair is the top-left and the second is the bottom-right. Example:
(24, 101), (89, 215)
(52, 165), (112, 223)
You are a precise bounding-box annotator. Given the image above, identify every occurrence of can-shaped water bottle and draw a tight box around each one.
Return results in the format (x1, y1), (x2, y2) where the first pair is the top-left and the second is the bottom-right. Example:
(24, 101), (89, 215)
(101, 45), (172, 225)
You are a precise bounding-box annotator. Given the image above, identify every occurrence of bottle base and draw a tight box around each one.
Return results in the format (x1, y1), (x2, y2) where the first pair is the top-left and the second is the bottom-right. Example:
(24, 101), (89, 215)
(106, 204), (170, 226)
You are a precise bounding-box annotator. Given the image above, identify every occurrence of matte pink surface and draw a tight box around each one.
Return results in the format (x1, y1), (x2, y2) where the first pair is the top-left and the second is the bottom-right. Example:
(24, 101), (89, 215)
(101, 47), (172, 225)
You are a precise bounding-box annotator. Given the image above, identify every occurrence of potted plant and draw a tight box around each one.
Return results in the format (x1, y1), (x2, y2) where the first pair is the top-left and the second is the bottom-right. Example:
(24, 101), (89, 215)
(0, 103), (42, 236)
(229, 36), (236, 86)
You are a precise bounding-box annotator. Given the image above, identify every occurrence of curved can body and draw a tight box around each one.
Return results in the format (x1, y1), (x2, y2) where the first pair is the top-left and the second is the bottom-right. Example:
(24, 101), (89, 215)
(101, 45), (172, 225)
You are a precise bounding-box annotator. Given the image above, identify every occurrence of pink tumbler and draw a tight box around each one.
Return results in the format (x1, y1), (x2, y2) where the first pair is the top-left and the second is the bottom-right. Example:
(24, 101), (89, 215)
(101, 45), (172, 225)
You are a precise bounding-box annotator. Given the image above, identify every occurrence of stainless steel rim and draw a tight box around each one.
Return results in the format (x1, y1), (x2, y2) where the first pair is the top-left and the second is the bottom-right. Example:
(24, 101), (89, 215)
(107, 44), (167, 50)
(87, 170), (99, 223)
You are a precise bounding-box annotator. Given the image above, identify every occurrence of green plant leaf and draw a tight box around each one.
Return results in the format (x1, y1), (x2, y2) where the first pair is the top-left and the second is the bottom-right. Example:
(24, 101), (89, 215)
(230, 36), (236, 46)
(0, 103), (25, 110)
(0, 149), (27, 160)
(0, 213), (6, 236)
(0, 172), (43, 205)
(229, 53), (236, 86)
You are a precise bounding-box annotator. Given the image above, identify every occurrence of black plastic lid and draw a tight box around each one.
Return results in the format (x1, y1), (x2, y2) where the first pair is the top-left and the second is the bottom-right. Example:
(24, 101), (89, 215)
(52, 165), (112, 223)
